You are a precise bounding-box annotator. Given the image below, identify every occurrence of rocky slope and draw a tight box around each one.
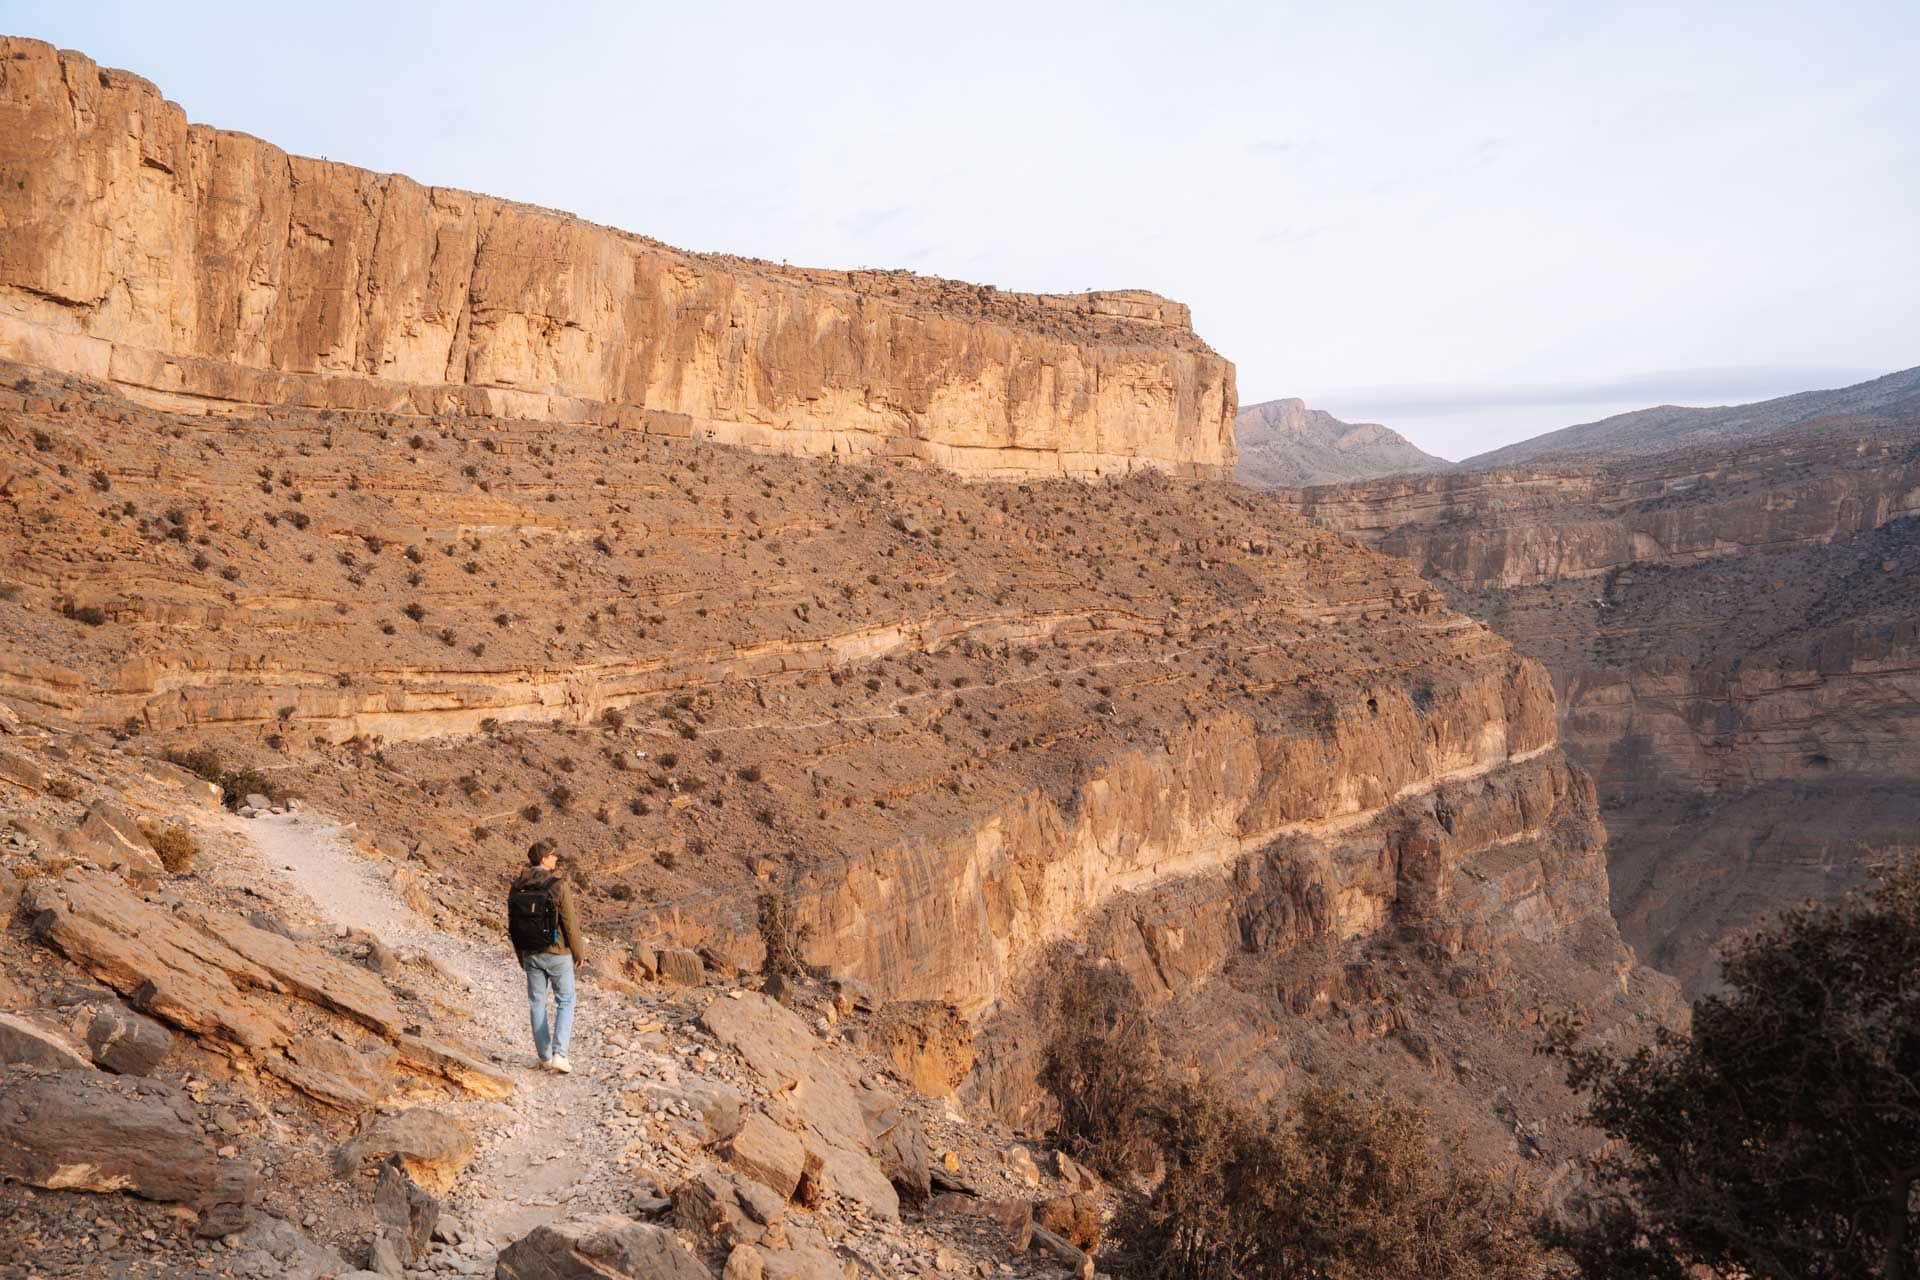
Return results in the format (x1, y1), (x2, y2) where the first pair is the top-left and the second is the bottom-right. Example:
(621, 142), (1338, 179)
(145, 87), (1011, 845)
(1236, 397), (1454, 487)
(0, 36), (1681, 1278)
(1462, 364), (1920, 468)
(1282, 421), (1920, 993)
(0, 362), (1682, 1274)
(0, 36), (1235, 482)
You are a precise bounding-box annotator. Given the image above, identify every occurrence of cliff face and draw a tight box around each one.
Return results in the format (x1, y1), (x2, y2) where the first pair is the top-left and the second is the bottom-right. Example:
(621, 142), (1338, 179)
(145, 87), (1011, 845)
(1281, 425), (1920, 993)
(0, 37), (1235, 480)
(1288, 430), (1920, 590)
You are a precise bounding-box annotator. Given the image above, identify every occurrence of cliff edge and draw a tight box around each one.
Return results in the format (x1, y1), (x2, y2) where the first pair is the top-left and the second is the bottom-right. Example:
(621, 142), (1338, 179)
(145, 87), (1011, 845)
(0, 37), (1236, 480)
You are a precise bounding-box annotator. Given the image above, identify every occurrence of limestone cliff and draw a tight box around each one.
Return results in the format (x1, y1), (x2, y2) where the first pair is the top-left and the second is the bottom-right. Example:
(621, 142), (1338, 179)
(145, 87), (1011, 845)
(1279, 423), (1920, 993)
(0, 37), (1235, 480)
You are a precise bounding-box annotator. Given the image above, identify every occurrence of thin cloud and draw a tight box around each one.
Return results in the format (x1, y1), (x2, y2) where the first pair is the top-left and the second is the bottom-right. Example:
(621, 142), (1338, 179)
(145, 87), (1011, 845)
(1297, 365), (1897, 420)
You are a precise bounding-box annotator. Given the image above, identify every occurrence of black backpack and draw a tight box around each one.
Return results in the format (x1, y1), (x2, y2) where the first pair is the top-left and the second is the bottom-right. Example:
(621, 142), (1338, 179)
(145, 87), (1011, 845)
(508, 878), (561, 952)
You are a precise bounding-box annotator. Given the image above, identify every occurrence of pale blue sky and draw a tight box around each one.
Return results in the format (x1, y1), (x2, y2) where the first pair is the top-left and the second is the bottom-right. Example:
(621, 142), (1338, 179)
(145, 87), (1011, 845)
(6, 1), (1915, 458)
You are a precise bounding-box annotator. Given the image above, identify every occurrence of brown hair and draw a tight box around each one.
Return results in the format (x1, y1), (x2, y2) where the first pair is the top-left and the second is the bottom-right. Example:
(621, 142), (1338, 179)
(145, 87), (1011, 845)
(527, 839), (558, 866)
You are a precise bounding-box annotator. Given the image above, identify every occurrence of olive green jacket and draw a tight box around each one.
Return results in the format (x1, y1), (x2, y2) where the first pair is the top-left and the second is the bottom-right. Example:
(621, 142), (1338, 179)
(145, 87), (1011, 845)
(510, 867), (587, 966)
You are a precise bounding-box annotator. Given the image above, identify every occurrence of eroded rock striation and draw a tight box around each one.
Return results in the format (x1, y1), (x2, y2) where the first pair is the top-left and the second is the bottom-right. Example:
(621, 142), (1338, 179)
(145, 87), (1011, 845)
(0, 363), (1679, 1169)
(1282, 422), (1920, 992)
(0, 37), (1233, 481)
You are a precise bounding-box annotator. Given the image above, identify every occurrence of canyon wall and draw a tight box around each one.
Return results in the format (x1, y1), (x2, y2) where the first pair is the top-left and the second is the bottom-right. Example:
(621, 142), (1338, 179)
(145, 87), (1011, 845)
(0, 37), (1235, 480)
(1, 366), (1675, 1163)
(1287, 430), (1920, 589)
(1281, 426), (1920, 992)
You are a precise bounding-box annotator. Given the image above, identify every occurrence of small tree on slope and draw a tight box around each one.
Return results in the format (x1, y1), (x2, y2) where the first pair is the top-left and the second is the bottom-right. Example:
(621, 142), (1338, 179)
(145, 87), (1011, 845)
(1543, 859), (1920, 1280)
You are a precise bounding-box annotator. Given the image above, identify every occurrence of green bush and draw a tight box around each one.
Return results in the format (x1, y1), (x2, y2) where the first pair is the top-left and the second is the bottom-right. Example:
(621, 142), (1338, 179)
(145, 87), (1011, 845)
(162, 747), (286, 810)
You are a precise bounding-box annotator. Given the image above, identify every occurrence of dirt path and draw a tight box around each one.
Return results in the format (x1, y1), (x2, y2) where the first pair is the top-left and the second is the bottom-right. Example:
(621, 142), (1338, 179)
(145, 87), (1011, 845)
(238, 810), (650, 1267)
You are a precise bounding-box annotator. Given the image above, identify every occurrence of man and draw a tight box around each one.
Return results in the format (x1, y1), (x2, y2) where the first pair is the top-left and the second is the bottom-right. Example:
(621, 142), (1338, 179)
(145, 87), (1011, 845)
(507, 839), (586, 1073)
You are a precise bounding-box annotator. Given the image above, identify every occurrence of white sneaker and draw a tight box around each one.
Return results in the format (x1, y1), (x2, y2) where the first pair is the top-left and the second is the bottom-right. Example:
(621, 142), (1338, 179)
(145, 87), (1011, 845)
(548, 1055), (573, 1074)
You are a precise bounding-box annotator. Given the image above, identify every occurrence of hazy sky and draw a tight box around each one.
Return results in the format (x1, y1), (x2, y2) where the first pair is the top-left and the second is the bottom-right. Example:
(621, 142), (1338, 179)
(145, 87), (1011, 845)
(8, 1), (1916, 459)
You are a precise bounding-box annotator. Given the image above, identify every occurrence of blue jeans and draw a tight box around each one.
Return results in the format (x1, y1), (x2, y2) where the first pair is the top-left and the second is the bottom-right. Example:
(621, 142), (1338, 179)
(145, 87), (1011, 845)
(522, 953), (575, 1060)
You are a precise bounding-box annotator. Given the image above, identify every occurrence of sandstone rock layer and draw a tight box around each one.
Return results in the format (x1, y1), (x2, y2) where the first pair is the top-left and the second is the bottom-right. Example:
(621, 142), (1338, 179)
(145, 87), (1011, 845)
(1282, 423), (1920, 993)
(0, 37), (1234, 481)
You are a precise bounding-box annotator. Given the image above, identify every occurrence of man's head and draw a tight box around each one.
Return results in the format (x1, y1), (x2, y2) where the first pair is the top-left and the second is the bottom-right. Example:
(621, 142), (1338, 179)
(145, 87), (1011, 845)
(527, 839), (559, 870)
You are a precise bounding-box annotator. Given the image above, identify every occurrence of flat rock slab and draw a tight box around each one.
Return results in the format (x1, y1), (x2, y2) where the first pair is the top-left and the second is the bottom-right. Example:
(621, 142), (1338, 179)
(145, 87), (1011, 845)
(0, 1067), (255, 1216)
(77, 1000), (174, 1075)
(496, 1213), (714, 1279)
(699, 993), (899, 1221)
(0, 1011), (93, 1071)
(22, 868), (507, 1100)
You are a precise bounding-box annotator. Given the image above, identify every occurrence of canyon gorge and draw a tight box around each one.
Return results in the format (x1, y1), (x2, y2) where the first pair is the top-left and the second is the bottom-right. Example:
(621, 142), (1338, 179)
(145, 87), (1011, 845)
(0, 32), (1737, 1280)
(1284, 414), (1920, 993)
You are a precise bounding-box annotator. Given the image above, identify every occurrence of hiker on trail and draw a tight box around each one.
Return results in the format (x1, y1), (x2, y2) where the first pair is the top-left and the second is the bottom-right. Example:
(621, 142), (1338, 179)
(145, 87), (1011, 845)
(507, 839), (586, 1073)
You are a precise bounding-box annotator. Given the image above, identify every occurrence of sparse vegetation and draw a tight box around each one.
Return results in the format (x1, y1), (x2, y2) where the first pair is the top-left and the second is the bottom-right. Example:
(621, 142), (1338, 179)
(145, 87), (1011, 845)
(757, 889), (814, 979)
(162, 746), (287, 811)
(137, 819), (198, 873)
(1542, 858), (1920, 1280)
(1039, 959), (1541, 1280)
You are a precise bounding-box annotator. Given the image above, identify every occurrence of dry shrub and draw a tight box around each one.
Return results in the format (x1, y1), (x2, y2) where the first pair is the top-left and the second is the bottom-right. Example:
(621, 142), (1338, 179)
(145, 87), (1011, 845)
(1039, 958), (1163, 1178)
(757, 890), (814, 979)
(137, 819), (198, 873)
(1037, 958), (1541, 1280)
(1105, 1082), (1541, 1280)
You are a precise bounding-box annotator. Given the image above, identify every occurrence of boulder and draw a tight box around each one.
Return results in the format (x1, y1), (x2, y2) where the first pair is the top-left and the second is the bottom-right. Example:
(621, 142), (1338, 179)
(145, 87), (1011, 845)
(64, 800), (165, 876)
(656, 948), (706, 986)
(496, 1213), (714, 1279)
(0, 747), (51, 793)
(22, 868), (506, 1098)
(333, 1108), (473, 1195)
(990, 1199), (1034, 1253)
(863, 1001), (974, 1096)
(1030, 1223), (1095, 1279)
(371, 1156), (439, 1269)
(1050, 1149), (1099, 1193)
(673, 1170), (787, 1250)
(0, 863), (18, 921)
(724, 1113), (807, 1200)
(699, 993), (899, 1221)
(826, 977), (875, 1016)
(626, 1077), (743, 1146)
(0, 1011), (93, 1071)
(860, 1094), (931, 1207)
(1004, 1145), (1040, 1187)
(0, 1068), (256, 1230)
(77, 1000), (173, 1075)
(757, 1244), (852, 1280)
(227, 1216), (351, 1280)
(1036, 1192), (1102, 1251)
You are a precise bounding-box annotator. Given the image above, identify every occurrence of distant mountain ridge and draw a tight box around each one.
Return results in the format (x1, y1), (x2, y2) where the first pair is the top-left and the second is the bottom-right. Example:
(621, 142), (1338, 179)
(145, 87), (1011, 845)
(1464, 365), (1920, 469)
(1235, 397), (1456, 488)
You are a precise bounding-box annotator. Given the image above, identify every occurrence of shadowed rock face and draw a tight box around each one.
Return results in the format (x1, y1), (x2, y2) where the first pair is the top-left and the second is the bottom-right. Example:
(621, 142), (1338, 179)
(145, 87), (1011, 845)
(0, 37), (1235, 481)
(1279, 422), (1920, 994)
